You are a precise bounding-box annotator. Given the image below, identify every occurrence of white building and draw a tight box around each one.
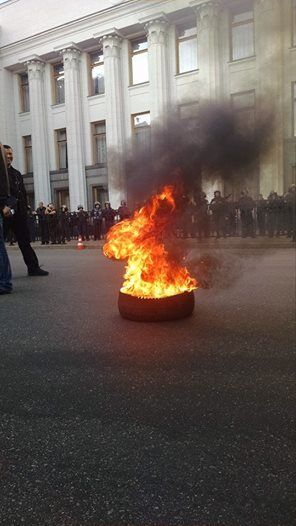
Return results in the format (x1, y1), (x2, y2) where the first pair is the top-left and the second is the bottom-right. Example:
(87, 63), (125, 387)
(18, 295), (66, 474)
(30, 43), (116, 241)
(0, 0), (295, 210)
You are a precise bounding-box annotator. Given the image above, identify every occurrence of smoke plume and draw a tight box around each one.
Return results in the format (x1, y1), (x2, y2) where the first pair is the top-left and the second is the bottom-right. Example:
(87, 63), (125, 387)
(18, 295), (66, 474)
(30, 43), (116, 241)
(125, 100), (273, 207)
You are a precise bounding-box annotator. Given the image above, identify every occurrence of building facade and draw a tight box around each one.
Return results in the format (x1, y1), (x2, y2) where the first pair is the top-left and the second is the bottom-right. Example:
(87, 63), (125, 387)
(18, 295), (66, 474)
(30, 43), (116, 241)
(0, 0), (295, 210)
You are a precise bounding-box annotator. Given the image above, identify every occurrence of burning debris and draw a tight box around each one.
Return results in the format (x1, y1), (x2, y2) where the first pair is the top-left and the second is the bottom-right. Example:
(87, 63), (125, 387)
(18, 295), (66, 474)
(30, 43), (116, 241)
(103, 186), (197, 321)
(103, 101), (273, 321)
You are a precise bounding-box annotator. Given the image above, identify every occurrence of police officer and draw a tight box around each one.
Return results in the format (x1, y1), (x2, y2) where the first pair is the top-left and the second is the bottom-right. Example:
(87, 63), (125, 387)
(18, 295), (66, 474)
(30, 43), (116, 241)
(91, 202), (103, 240)
(210, 190), (226, 239)
(36, 201), (49, 244)
(77, 205), (88, 240)
(238, 191), (255, 238)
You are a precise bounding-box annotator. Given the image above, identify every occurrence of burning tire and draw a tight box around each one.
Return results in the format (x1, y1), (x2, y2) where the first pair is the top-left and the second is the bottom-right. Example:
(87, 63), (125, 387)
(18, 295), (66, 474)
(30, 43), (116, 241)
(118, 290), (195, 322)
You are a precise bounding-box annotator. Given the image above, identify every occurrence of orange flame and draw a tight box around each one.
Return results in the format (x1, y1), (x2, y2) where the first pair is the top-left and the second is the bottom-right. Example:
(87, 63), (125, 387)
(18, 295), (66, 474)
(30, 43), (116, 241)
(103, 186), (198, 298)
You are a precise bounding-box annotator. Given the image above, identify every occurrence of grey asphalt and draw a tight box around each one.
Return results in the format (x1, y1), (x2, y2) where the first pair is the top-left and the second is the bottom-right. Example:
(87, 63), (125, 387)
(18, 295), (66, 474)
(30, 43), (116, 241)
(0, 245), (295, 526)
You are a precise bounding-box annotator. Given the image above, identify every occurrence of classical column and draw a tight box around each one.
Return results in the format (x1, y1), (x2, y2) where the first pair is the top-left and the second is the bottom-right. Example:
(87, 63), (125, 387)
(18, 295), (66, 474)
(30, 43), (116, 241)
(255, 0), (284, 196)
(144, 16), (170, 125)
(61, 46), (87, 210)
(100, 33), (126, 208)
(26, 60), (51, 206)
(190, 0), (221, 100)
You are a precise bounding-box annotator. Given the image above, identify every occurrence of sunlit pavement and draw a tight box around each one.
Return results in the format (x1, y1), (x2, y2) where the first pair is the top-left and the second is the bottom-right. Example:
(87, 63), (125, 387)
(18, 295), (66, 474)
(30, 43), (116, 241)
(0, 247), (295, 525)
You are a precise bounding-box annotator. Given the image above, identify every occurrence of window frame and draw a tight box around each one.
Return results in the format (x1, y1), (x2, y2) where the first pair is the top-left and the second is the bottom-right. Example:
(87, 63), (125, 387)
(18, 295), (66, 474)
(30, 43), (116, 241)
(19, 73), (30, 113)
(131, 111), (151, 148)
(91, 185), (109, 206)
(52, 62), (65, 105)
(229, 2), (255, 62)
(293, 82), (296, 137)
(292, 0), (296, 47)
(176, 22), (198, 75)
(23, 135), (33, 174)
(89, 50), (105, 96)
(231, 89), (256, 130)
(92, 121), (107, 165)
(55, 128), (68, 170)
(129, 36), (149, 86)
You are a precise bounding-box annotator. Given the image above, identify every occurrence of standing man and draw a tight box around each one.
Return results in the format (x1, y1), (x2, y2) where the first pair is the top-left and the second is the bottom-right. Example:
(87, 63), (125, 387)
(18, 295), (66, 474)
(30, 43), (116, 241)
(210, 190), (226, 239)
(36, 201), (49, 245)
(238, 191), (255, 238)
(91, 202), (103, 241)
(0, 143), (13, 294)
(3, 145), (48, 276)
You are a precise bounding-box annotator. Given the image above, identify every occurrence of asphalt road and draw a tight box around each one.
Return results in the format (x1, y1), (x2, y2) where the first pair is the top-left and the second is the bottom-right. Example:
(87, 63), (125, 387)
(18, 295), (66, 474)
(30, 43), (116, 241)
(0, 246), (295, 526)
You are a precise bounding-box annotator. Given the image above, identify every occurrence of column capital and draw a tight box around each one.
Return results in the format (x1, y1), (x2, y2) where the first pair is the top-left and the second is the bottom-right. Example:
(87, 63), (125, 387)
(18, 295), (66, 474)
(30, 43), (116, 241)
(100, 33), (122, 58)
(190, 0), (221, 22)
(60, 47), (81, 71)
(26, 59), (45, 80)
(53, 42), (81, 69)
(144, 16), (169, 45)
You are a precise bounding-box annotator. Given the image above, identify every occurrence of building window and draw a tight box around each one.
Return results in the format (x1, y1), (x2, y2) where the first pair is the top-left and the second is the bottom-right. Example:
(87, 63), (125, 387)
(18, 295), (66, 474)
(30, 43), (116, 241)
(230, 3), (255, 61)
(130, 37), (149, 85)
(177, 23), (198, 74)
(19, 73), (30, 112)
(132, 112), (151, 148)
(56, 128), (68, 169)
(92, 121), (107, 164)
(231, 90), (255, 129)
(56, 188), (70, 210)
(92, 185), (108, 206)
(89, 51), (105, 95)
(23, 135), (33, 173)
(53, 63), (65, 104)
(293, 0), (296, 47)
(293, 82), (296, 137)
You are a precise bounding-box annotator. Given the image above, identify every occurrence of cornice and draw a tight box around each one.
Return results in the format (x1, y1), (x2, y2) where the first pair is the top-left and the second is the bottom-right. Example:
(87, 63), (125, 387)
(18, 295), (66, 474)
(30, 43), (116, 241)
(0, 0), (175, 58)
(0, 0), (20, 10)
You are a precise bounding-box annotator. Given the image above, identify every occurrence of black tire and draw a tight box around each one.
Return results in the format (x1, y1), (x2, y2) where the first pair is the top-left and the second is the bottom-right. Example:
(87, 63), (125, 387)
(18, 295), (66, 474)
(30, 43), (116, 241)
(118, 290), (195, 322)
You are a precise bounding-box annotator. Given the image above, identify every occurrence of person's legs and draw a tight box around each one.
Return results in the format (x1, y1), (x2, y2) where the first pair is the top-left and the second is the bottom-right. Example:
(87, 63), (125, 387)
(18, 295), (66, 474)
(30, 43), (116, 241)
(0, 215), (12, 293)
(12, 215), (39, 270)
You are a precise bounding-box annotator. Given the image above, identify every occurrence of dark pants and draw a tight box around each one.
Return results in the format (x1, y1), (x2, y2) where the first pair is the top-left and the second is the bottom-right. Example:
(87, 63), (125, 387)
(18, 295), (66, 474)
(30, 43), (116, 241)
(0, 216), (12, 292)
(11, 215), (39, 271)
(59, 222), (70, 243)
(267, 213), (277, 237)
(257, 212), (266, 236)
(241, 210), (255, 237)
(93, 220), (102, 240)
(49, 221), (58, 243)
(78, 223), (87, 240)
(196, 218), (209, 240)
(39, 220), (49, 243)
(104, 221), (114, 236)
(213, 214), (225, 238)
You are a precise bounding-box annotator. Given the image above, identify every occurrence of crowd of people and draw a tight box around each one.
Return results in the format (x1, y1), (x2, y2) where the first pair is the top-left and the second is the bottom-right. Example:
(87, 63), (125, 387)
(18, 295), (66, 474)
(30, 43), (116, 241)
(1, 141), (295, 296)
(8, 200), (132, 245)
(178, 188), (296, 241)
(5, 187), (296, 246)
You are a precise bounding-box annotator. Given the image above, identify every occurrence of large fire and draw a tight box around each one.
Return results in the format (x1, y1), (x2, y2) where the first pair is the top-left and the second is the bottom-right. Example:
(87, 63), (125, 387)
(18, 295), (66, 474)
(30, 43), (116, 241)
(103, 186), (198, 299)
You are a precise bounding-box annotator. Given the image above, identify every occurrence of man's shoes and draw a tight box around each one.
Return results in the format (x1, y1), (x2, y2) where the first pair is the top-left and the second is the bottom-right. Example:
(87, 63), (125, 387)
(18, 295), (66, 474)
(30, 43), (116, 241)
(28, 267), (49, 276)
(0, 289), (12, 295)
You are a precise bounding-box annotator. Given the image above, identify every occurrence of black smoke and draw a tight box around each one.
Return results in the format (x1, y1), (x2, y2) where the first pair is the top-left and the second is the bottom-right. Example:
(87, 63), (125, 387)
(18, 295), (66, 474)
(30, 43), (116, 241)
(125, 101), (273, 207)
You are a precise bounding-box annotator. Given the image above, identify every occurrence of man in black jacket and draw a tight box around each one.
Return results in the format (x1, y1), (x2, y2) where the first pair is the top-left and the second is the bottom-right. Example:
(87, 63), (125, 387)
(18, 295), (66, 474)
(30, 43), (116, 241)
(0, 143), (13, 294)
(3, 145), (48, 276)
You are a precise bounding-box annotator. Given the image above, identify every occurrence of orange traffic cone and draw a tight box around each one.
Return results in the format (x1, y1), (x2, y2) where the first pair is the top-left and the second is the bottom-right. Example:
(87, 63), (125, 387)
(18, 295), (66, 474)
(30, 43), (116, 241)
(76, 236), (85, 250)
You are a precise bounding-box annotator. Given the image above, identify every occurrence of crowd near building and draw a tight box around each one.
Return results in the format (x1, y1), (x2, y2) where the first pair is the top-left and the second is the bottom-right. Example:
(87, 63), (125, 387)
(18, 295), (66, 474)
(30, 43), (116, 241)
(4, 188), (296, 244)
(0, 0), (296, 212)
